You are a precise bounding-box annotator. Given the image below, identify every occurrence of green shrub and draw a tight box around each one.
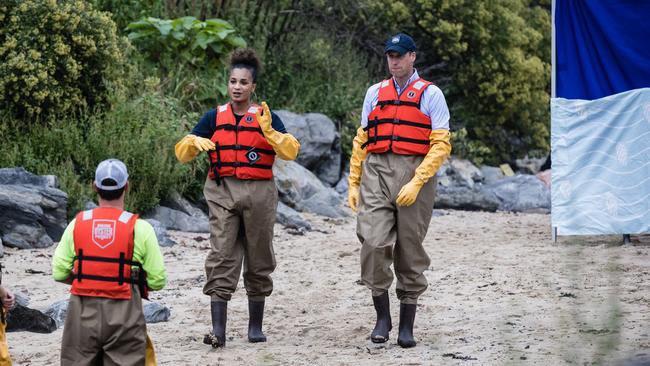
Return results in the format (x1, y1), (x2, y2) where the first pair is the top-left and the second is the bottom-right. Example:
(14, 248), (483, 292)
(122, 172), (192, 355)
(0, 0), (129, 119)
(0, 93), (207, 217)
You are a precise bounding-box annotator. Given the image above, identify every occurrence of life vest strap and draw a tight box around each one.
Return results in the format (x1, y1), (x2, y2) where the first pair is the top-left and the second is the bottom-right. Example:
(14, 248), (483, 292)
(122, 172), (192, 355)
(377, 99), (420, 109)
(362, 135), (430, 149)
(365, 118), (431, 131)
(74, 251), (147, 296)
(215, 124), (264, 134)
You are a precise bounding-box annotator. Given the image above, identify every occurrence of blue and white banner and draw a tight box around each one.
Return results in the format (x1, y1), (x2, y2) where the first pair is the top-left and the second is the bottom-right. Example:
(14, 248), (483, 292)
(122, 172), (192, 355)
(552, 1), (650, 235)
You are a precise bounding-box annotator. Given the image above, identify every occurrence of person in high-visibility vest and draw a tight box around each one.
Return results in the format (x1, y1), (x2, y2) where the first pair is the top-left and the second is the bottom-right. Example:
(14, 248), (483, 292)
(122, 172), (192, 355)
(52, 159), (167, 365)
(348, 33), (452, 348)
(175, 48), (300, 348)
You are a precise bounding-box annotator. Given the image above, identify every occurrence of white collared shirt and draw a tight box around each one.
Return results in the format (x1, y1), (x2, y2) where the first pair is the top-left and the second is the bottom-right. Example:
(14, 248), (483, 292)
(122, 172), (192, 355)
(360, 69), (450, 130)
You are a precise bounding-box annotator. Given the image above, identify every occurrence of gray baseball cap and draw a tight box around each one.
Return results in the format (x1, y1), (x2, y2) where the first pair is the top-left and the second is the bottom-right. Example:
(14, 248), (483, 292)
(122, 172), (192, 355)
(94, 159), (128, 190)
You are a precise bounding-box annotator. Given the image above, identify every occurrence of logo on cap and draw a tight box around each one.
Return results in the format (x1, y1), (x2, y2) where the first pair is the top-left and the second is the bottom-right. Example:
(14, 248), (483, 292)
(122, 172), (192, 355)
(245, 115), (254, 123)
(392, 36), (400, 43)
(407, 90), (416, 99)
(92, 220), (116, 249)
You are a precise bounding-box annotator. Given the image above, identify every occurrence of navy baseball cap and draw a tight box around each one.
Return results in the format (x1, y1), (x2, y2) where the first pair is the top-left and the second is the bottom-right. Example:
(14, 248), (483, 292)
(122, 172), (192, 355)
(384, 33), (417, 55)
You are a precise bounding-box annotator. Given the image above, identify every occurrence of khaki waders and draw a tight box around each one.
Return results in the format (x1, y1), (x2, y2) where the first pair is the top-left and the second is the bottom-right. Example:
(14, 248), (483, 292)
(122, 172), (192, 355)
(357, 152), (436, 305)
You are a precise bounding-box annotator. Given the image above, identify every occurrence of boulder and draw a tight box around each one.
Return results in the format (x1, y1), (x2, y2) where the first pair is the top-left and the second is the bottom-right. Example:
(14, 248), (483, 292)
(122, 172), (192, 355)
(485, 174), (551, 212)
(273, 160), (347, 218)
(515, 156), (546, 174)
(44, 299), (69, 327)
(275, 110), (341, 186)
(144, 302), (170, 323)
(144, 219), (176, 247)
(276, 202), (312, 231)
(335, 173), (349, 195)
(437, 158), (483, 188)
(162, 191), (207, 219)
(435, 185), (501, 212)
(480, 166), (506, 185)
(145, 206), (209, 233)
(6, 304), (57, 333)
(0, 168), (67, 249)
(14, 292), (29, 307)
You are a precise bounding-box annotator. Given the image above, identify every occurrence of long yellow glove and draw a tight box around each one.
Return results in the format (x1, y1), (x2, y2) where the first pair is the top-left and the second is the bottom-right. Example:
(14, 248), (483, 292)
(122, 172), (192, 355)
(347, 127), (368, 212)
(256, 102), (300, 161)
(145, 334), (157, 366)
(396, 129), (452, 206)
(174, 134), (215, 163)
(0, 319), (11, 366)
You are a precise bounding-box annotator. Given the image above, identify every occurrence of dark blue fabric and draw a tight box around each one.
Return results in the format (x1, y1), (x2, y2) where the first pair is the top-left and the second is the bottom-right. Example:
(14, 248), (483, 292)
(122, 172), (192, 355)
(555, 0), (650, 100)
(191, 108), (287, 138)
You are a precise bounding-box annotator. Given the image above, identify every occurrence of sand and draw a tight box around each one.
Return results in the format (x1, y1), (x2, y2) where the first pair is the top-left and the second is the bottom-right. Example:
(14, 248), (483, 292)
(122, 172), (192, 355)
(3, 210), (650, 365)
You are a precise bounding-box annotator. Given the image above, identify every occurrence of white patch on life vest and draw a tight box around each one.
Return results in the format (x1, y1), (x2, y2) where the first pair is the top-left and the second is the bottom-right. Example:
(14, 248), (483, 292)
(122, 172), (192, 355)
(413, 81), (425, 90)
(247, 106), (259, 114)
(92, 219), (116, 249)
(82, 210), (93, 221)
(218, 104), (228, 113)
(117, 211), (133, 224)
(381, 80), (389, 88)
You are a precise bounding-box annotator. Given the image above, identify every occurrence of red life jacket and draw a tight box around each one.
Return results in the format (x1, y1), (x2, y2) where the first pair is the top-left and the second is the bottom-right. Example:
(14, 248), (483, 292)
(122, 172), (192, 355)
(207, 103), (276, 181)
(364, 78), (433, 155)
(71, 207), (146, 300)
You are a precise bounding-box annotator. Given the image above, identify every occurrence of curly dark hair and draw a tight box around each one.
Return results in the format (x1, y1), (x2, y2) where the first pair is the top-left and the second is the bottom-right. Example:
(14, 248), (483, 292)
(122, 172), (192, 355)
(229, 48), (262, 82)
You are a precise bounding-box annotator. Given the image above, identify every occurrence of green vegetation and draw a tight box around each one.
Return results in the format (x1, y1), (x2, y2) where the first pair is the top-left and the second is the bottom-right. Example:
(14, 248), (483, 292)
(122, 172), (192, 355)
(0, 0), (129, 119)
(0, 0), (551, 215)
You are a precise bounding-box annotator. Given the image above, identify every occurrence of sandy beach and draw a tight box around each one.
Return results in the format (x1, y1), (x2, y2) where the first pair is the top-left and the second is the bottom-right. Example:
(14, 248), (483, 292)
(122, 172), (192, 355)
(4, 210), (649, 365)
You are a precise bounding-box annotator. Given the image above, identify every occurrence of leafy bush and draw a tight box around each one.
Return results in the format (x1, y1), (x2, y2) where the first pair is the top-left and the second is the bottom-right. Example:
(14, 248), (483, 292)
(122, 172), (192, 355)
(126, 16), (245, 111)
(0, 0), (129, 119)
(0, 93), (207, 217)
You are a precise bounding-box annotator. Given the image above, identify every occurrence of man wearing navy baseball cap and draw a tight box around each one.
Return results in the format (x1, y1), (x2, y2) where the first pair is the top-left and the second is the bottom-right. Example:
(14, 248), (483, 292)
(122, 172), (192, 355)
(348, 33), (452, 348)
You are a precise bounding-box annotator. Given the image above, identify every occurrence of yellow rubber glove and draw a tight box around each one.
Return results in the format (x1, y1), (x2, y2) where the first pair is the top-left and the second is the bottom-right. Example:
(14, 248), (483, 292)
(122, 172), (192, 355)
(174, 134), (215, 163)
(347, 127), (368, 212)
(256, 101), (300, 161)
(0, 319), (11, 366)
(396, 129), (452, 206)
(145, 334), (157, 366)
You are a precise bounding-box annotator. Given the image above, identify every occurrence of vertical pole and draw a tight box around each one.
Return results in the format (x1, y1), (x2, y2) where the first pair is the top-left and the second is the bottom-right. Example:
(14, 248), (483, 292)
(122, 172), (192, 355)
(623, 234), (631, 244)
(552, 226), (558, 243)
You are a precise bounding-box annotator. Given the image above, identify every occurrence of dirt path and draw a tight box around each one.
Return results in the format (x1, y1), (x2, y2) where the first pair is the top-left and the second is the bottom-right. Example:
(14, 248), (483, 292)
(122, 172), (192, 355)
(4, 210), (650, 365)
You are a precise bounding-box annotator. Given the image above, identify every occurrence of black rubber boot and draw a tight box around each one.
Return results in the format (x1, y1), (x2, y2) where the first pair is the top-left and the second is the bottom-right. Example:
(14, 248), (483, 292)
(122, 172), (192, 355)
(370, 293), (392, 343)
(203, 300), (227, 348)
(397, 303), (417, 348)
(248, 299), (267, 343)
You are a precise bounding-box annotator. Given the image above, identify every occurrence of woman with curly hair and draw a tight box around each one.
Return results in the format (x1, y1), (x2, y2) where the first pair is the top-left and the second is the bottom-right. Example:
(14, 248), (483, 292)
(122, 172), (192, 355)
(175, 48), (300, 348)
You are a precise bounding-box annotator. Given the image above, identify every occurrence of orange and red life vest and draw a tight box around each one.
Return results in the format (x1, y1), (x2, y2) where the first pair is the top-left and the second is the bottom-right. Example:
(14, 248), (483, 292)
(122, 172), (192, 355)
(71, 207), (147, 299)
(364, 78), (433, 155)
(208, 103), (276, 181)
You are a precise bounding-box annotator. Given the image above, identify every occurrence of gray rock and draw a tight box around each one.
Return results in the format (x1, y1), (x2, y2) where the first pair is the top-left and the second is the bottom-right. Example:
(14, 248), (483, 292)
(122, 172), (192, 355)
(435, 185), (501, 211)
(480, 166), (506, 185)
(0, 167), (58, 188)
(162, 191), (206, 219)
(515, 156), (546, 174)
(84, 200), (98, 210)
(335, 173), (349, 195)
(275, 110), (341, 186)
(44, 299), (69, 327)
(145, 206), (209, 233)
(436, 158), (483, 188)
(486, 174), (551, 212)
(0, 237), (3, 257)
(14, 292), (29, 307)
(144, 219), (176, 247)
(0, 168), (67, 249)
(276, 202), (311, 231)
(144, 302), (170, 323)
(6, 304), (57, 333)
(273, 160), (347, 218)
